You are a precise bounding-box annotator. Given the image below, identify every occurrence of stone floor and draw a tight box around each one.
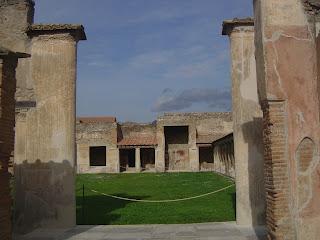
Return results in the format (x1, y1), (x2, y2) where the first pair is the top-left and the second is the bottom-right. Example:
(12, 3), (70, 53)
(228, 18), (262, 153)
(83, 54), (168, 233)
(14, 222), (267, 240)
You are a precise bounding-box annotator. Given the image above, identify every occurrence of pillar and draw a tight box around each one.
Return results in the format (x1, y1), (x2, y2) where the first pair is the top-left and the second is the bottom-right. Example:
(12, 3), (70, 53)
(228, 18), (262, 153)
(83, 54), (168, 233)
(222, 18), (265, 226)
(107, 148), (120, 173)
(0, 48), (28, 240)
(254, 0), (320, 239)
(135, 148), (141, 172)
(189, 124), (199, 171)
(155, 125), (165, 172)
(13, 25), (86, 233)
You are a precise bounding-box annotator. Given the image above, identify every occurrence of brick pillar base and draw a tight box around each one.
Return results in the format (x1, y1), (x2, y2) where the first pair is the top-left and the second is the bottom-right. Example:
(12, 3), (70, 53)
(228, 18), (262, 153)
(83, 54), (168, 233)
(261, 100), (295, 239)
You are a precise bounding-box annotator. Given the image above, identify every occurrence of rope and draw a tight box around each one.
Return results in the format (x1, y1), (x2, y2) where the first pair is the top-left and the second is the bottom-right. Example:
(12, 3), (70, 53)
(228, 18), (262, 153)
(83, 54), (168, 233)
(90, 183), (234, 203)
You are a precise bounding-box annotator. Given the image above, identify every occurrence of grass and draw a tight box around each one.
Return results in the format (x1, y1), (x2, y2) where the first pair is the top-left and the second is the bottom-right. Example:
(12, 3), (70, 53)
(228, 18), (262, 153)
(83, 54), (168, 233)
(76, 172), (236, 225)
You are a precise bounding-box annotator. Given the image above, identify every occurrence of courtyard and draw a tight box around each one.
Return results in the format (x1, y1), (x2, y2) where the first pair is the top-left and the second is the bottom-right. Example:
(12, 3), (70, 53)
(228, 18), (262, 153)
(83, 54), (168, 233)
(2, 0), (320, 239)
(76, 172), (236, 225)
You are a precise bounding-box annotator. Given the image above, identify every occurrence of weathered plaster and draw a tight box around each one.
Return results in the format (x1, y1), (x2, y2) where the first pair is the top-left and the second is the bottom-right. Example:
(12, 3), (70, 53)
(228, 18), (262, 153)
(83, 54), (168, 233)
(222, 19), (265, 226)
(254, 0), (320, 238)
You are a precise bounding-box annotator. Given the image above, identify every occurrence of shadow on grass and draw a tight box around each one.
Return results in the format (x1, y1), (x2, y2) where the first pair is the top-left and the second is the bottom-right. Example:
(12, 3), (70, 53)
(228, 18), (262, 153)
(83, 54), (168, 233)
(76, 193), (150, 225)
(230, 192), (236, 220)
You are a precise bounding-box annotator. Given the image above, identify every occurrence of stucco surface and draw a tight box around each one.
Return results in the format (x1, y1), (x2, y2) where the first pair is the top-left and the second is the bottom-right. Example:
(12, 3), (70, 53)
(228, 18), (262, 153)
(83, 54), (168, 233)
(223, 20), (265, 226)
(254, 0), (320, 238)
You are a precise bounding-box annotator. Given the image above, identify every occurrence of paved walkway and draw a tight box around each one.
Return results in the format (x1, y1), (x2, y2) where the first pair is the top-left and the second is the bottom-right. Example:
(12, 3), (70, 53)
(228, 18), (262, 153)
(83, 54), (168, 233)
(14, 222), (267, 240)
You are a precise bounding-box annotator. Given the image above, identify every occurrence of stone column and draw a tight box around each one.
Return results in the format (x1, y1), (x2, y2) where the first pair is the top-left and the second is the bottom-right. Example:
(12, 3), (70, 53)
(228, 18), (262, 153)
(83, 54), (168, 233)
(0, 48), (28, 240)
(254, 1), (320, 239)
(135, 148), (141, 172)
(222, 19), (265, 226)
(189, 124), (199, 171)
(107, 148), (120, 173)
(13, 25), (86, 233)
(155, 124), (165, 172)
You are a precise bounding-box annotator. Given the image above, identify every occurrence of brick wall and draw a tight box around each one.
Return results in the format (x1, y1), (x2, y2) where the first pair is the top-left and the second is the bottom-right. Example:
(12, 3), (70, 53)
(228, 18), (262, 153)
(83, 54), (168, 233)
(0, 56), (18, 240)
(261, 100), (295, 240)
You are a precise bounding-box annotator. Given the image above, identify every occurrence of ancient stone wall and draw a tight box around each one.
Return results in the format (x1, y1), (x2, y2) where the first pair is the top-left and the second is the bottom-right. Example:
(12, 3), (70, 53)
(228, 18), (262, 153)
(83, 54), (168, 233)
(164, 126), (190, 171)
(156, 112), (232, 172)
(118, 122), (156, 139)
(254, 0), (320, 239)
(76, 118), (118, 173)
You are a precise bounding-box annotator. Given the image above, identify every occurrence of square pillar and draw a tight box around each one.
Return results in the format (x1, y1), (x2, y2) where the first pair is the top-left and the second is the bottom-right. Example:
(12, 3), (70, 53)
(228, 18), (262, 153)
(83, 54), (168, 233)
(13, 25), (86, 233)
(135, 148), (141, 172)
(0, 48), (28, 240)
(189, 147), (199, 172)
(107, 147), (120, 173)
(254, 1), (320, 239)
(222, 18), (265, 226)
(76, 144), (89, 173)
(188, 124), (199, 171)
(155, 125), (165, 172)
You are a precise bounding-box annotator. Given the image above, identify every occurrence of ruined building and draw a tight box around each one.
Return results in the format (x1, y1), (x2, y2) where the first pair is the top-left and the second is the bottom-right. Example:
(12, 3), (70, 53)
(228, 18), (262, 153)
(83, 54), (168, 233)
(76, 112), (234, 175)
(1, 0), (320, 239)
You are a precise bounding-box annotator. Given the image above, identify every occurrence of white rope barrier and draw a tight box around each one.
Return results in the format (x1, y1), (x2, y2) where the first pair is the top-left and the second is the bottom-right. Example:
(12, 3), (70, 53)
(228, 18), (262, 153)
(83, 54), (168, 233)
(90, 183), (235, 203)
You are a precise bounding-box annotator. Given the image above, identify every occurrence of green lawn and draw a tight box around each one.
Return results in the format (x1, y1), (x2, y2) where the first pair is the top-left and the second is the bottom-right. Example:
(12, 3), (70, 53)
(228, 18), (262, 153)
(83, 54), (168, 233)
(76, 172), (235, 225)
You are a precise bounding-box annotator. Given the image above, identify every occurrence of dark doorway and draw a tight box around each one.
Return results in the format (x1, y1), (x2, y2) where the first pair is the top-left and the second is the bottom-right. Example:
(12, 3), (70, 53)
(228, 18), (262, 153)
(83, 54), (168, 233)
(164, 126), (189, 171)
(199, 146), (214, 171)
(89, 146), (106, 166)
(141, 148), (155, 171)
(119, 148), (136, 171)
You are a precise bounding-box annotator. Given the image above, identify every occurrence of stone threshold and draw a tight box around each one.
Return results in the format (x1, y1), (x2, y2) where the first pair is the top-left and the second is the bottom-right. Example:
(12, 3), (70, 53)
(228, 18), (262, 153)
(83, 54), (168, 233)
(13, 222), (267, 240)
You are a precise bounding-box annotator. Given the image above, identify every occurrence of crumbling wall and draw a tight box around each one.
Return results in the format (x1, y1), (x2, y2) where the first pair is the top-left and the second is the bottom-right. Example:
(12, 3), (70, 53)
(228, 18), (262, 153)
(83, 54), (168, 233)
(254, 0), (320, 239)
(164, 126), (189, 171)
(156, 112), (232, 172)
(118, 122), (156, 139)
(195, 112), (233, 140)
(76, 120), (118, 173)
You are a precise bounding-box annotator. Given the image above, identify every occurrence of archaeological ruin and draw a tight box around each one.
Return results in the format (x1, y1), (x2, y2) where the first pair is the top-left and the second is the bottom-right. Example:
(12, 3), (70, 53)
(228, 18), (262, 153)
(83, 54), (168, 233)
(76, 112), (234, 175)
(0, 0), (86, 235)
(0, 0), (320, 239)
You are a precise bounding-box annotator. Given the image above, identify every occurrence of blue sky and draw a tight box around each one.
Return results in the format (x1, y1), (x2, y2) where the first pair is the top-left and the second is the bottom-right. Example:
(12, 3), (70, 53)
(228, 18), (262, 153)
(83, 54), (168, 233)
(34, 0), (252, 122)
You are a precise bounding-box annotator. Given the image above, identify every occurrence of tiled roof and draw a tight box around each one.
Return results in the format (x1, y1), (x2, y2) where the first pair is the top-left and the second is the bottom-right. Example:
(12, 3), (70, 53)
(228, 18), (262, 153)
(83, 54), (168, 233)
(212, 133), (234, 144)
(197, 133), (232, 144)
(77, 116), (116, 124)
(118, 136), (157, 146)
(27, 24), (87, 40)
